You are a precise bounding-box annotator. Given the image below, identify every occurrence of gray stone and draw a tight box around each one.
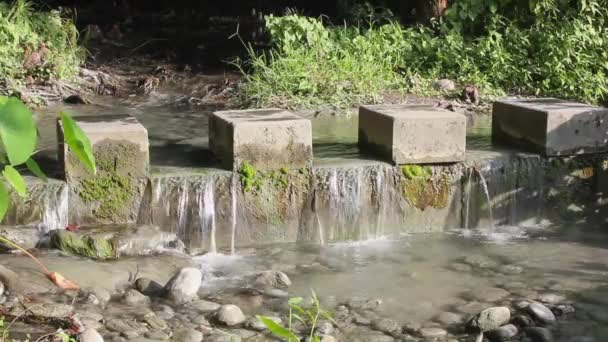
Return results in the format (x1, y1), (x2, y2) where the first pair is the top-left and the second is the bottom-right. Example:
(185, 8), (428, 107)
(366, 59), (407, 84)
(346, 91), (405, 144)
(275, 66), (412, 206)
(254, 271), (292, 288)
(371, 318), (401, 335)
(123, 289), (150, 306)
(456, 301), (490, 315)
(358, 105), (466, 164)
(315, 322), (335, 336)
(492, 98), (608, 156)
(487, 324), (519, 341)
(346, 297), (383, 311)
(435, 311), (464, 325)
(173, 328), (203, 342)
(418, 327), (448, 338)
(433, 79), (456, 91)
(216, 304), (246, 326)
(135, 278), (165, 297)
(523, 326), (554, 342)
(154, 305), (175, 320)
(537, 293), (566, 305)
(142, 312), (167, 330)
(79, 328), (104, 342)
(554, 304), (575, 315)
(144, 331), (170, 340)
(209, 108), (313, 170)
(105, 318), (148, 335)
(190, 315), (211, 326)
(186, 299), (221, 313)
(114, 225), (185, 257)
(0, 265), (18, 290)
(527, 302), (556, 324)
(25, 303), (74, 319)
(467, 306), (511, 332)
(164, 267), (202, 304)
(206, 331), (242, 342)
(58, 114), (149, 223)
(0, 226), (41, 250)
(512, 315), (534, 327)
(464, 287), (510, 303)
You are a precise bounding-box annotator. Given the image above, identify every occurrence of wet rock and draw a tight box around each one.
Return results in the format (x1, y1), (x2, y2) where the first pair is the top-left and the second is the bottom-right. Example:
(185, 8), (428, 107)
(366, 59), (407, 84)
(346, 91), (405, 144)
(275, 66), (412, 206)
(191, 315), (211, 326)
(498, 264), (523, 275)
(512, 315), (534, 327)
(467, 307), (511, 332)
(64, 94), (90, 104)
(462, 255), (499, 269)
(123, 289), (150, 306)
(316, 322), (335, 336)
(206, 330), (242, 342)
(457, 301), (490, 315)
(262, 288), (289, 298)
(247, 316), (281, 331)
(217, 304), (246, 326)
(142, 312), (168, 330)
(554, 304), (575, 316)
(0, 226), (41, 251)
(487, 324), (518, 341)
(464, 287), (510, 303)
(434, 79), (456, 91)
(144, 330), (170, 340)
(173, 328), (203, 342)
(346, 297), (383, 311)
(449, 263), (473, 272)
(164, 267), (202, 304)
(255, 271), (292, 288)
(79, 328), (104, 342)
(114, 225), (185, 257)
(538, 293), (566, 305)
(402, 321), (422, 334)
(0, 265), (18, 290)
(514, 300), (531, 310)
(435, 312), (464, 325)
(523, 327), (553, 342)
(527, 303), (556, 324)
(26, 303), (74, 319)
(186, 299), (221, 313)
(154, 304), (175, 320)
(419, 327), (447, 338)
(105, 318), (148, 335)
(135, 278), (165, 297)
(371, 318), (401, 335)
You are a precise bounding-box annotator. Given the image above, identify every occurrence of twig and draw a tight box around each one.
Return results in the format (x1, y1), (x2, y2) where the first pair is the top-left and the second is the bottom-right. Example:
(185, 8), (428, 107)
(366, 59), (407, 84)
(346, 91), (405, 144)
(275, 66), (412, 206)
(0, 237), (49, 274)
(130, 39), (168, 53)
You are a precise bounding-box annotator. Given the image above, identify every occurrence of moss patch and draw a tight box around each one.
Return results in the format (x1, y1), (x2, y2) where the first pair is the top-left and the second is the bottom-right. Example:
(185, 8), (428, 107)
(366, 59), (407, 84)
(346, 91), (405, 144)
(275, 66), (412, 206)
(78, 172), (136, 221)
(51, 230), (115, 259)
(401, 165), (450, 210)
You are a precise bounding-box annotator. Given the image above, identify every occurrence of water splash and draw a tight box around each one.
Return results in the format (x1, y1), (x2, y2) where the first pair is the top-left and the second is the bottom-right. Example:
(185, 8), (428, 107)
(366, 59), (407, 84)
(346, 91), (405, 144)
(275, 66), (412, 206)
(39, 183), (69, 233)
(374, 167), (387, 238)
(327, 168), (362, 240)
(176, 181), (190, 237)
(462, 168), (474, 229)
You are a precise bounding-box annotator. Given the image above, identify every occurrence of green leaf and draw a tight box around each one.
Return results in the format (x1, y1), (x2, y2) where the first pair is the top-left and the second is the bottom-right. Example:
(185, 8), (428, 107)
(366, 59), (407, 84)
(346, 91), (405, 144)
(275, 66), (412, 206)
(288, 297), (304, 306)
(0, 182), (9, 222)
(0, 96), (37, 165)
(26, 158), (47, 181)
(60, 112), (96, 174)
(256, 316), (299, 341)
(3, 165), (26, 197)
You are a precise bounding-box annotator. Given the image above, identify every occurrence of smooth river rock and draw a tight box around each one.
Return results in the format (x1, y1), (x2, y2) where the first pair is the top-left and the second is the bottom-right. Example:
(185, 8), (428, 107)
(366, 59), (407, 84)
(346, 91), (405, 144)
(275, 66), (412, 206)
(523, 326), (554, 342)
(487, 324), (519, 341)
(254, 271), (292, 288)
(164, 267), (202, 304)
(467, 307), (511, 332)
(217, 304), (246, 326)
(527, 302), (556, 324)
(135, 277), (164, 297)
(173, 328), (203, 342)
(79, 328), (104, 342)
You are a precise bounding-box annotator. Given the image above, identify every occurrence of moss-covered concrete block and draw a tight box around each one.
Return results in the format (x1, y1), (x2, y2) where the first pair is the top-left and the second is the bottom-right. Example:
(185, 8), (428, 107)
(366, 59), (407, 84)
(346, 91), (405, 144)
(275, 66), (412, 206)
(57, 115), (149, 224)
(209, 108), (313, 171)
(358, 105), (466, 164)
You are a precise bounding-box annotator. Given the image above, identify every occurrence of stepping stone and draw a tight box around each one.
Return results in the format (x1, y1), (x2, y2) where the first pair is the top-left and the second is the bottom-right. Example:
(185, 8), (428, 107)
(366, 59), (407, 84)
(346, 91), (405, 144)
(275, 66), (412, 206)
(57, 114), (149, 223)
(492, 98), (608, 156)
(358, 105), (466, 164)
(209, 108), (312, 170)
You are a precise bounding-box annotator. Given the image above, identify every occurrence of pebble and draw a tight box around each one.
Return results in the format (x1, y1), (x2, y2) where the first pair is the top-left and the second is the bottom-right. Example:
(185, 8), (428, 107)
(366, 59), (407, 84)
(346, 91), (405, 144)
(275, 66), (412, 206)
(457, 301), (491, 315)
(512, 315), (534, 327)
(142, 312), (167, 330)
(554, 304), (575, 316)
(154, 305), (175, 320)
(487, 324), (519, 341)
(164, 267), (202, 304)
(254, 271), (292, 288)
(173, 328), (203, 342)
(467, 306), (511, 332)
(144, 331), (170, 340)
(527, 302), (556, 324)
(464, 287), (510, 303)
(190, 315), (211, 326)
(315, 321), (335, 336)
(135, 278), (165, 297)
(216, 304), (246, 326)
(371, 318), (401, 335)
(418, 327), (447, 338)
(123, 289), (150, 306)
(79, 328), (104, 342)
(538, 293), (566, 305)
(186, 299), (221, 313)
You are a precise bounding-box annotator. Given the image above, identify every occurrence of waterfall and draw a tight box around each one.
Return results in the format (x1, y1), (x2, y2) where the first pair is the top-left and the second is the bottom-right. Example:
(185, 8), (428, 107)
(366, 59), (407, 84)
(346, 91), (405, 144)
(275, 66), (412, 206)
(477, 168), (495, 229)
(326, 167), (362, 240)
(373, 167), (387, 238)
(201, 179), (217, 254)
(176, 181), (190, 237)
(463, 168), (474, 229)
(39, 182), (69, 233)
(230, 175), (237, 255)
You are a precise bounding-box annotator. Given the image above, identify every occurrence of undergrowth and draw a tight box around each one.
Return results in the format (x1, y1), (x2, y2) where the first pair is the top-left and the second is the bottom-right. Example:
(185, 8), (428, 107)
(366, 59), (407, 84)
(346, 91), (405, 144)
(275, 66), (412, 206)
(0, 0), (84, 93)
(235, 0), (608, 109)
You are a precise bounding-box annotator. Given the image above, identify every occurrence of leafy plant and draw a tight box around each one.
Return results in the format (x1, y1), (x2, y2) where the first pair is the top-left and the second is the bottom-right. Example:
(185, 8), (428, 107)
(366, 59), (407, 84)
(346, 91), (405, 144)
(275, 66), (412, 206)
(0, 96), (95, 290)
(257, 290), (335, 342)
(239, 162), (263, 192)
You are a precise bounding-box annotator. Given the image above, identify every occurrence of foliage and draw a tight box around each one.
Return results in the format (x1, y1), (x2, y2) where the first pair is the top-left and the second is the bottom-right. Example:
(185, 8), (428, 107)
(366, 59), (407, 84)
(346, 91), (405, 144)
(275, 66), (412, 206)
(237, 0), (608, 108)
(0, 0), (84, 91)
(239, 162), (263, 192)
(258, 290), (335, 342)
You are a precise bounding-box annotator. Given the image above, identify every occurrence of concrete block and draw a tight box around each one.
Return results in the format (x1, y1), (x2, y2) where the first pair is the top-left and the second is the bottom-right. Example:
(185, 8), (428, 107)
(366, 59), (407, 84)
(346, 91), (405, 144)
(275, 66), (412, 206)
(57, 115), (149, 224)
(209, 108), (312, 170)
(492, 98), (608, 156)
(358, 105), (466, 164)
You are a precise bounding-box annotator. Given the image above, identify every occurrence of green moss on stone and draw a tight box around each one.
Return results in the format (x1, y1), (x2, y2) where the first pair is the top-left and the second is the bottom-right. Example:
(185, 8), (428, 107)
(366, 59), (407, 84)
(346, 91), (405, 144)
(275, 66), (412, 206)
(401, 165), (449, 210)
(78, 172), (136, 221)
(51, 230), (115, 259)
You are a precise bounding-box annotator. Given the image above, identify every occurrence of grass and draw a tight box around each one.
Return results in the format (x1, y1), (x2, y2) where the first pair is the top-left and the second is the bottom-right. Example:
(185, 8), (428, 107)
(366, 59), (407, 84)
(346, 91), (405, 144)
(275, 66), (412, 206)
(0, 0), (84, 93)
(235, 6), (608, 109)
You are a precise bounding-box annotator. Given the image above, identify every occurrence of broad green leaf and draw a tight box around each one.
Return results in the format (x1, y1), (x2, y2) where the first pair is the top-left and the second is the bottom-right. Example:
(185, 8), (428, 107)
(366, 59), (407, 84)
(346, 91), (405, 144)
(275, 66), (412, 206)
(257, 316), (299, 341)
(0, 96), (37, 165)
(60, 112), (96, 174)
(3, 165), (26, 197)
(0, 182), (9, 222)
(26, 158), (47, 181)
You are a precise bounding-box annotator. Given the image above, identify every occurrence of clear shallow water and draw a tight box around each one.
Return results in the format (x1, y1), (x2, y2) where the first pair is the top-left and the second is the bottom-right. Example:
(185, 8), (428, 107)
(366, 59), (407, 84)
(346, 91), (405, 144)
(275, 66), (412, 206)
(195, 226), (608, 340)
